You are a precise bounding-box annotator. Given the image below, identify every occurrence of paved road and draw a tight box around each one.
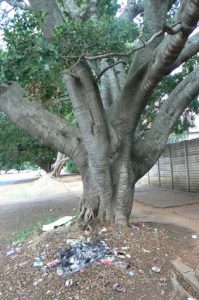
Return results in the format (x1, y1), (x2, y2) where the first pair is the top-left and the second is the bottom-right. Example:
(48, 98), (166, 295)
(0, 173), (39, 186)
(0, 193), (80, 243)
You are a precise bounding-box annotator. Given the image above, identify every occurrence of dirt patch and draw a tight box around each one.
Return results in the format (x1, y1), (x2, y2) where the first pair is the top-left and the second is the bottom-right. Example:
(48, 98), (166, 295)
(0, 221), (198, 300)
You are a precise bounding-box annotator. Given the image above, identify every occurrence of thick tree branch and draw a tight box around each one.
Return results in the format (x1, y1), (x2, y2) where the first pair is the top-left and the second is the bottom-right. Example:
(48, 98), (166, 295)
(89, 0), (98, 21)
(63, 62), (115, 213)
(62, 0), (87, 21)
(63, 62), (110, 156)
(143, 0), (171, 42)
(112, 0), (199, 138)
(98, 60), (126, 112)
(0, 83), (85, 169)
(141, 0), (199, 99)
(168, 31), (199, 73)
(29, 0), (63, 39)
(95, 61), (126, 83)
(120, 0), (144, 21)
(132, 65), (199, 180)
(5, 0), (29, 10)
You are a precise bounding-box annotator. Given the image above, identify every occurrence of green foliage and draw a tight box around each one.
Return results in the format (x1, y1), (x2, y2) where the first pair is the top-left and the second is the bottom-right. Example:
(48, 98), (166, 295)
(140, 57), (199, 137)
(0, 7), (138, 128)
(1, 9), (138, 85)
(65, 160), (79, 174)
(54, 16), (138, 67)
(96, 0), (119, 17)
(168, 132), (188, 144)
(0, 113), (55, 170)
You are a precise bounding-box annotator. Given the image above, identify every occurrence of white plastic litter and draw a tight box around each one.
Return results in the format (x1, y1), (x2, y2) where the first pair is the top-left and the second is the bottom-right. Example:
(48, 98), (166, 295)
(151, 266), (161, 273)
(42, 216), (75, 231)
(191, 235), (197, 239)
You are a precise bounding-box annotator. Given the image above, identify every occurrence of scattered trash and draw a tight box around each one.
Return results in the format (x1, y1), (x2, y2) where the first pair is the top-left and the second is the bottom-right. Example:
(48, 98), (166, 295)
(6, 249), (16, 257)
(187, 297), (197, 300)
(126, 254), (131, 258)
(80, 269), (86, 273)
(65, 279), (73, 288)
(113, 283), (126, 293)
(42, 216), (76, 232)
(33, 278), (43, 286)
(132, 225), (140, 231)
(99, 227), (107, 234)
(102, 260), (112, 265)
(151, 266), (161, 273)
(15, 247), (21, 253)
(101, 256), (115, 264)
(143, 248), (150, 253)
(131, 222), (145, 231)
(128, 271), (135, 277)
(122, 246), (129, 250)
(66, 239), (80, 245)
(57, 267), (64, 276)
(34, 257), (43, 267)
(47, 259), (60, 268)
(18, 261), (28, 267)
(59, 240), (110, 275)
(41, 266), (48, 276)
(40, 251), (47, 260)
(114, 250), (126, 258)
(34, 261), (43, 267)
(191, 235), (197, 239)
(114, 261), (130, 269)
(46, 290), (53, 295)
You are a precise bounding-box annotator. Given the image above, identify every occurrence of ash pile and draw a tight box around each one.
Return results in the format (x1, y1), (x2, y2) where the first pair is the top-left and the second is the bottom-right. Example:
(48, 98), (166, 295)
(59, 240), (111, 275)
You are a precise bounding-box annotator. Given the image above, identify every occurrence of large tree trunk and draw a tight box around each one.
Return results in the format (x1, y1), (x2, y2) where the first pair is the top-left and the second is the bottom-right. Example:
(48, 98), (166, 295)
(79, 143), (135, 226)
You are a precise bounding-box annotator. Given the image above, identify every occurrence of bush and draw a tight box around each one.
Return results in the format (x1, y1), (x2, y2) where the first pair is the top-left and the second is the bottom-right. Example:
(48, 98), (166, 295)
(65, 160), (79, 174)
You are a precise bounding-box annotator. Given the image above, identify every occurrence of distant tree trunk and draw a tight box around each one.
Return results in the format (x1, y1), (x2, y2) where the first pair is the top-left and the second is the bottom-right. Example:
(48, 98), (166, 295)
(35, 155), (53, 173)
(51, 152), (69, 177)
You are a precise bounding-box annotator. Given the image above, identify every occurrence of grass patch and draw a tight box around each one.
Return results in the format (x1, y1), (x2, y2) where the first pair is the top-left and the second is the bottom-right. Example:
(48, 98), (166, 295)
(10, 216), (58, 245)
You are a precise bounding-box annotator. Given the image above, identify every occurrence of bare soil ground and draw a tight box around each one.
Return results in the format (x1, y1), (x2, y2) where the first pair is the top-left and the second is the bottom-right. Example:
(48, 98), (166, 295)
(0, 175), (199, 300)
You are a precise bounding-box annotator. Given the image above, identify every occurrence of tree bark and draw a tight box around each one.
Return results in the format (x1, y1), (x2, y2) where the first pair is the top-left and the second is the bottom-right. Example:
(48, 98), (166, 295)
(51, 152), (69, 177)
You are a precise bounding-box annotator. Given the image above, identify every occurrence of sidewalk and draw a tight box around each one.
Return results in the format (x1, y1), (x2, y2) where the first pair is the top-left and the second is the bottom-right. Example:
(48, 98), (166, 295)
(135, 184), (199, 208)
(63, 177), (199, 233)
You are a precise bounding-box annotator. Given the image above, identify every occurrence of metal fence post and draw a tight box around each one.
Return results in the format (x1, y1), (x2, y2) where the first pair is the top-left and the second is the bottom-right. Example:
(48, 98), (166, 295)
(157, 159), (161, 187)
(184, 140), (190, 192)
(148, 170), (150, 186)
(168, 145), (174, 190)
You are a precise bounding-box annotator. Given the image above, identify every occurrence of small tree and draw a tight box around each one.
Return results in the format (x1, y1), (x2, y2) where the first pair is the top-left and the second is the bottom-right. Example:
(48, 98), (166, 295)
(1, 0), (199, 225)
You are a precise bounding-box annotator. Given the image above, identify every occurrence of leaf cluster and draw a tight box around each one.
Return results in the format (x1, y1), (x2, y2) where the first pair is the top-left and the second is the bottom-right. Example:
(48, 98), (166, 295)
(140, 57), (199, 136)
(0, 113), (55, 170)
